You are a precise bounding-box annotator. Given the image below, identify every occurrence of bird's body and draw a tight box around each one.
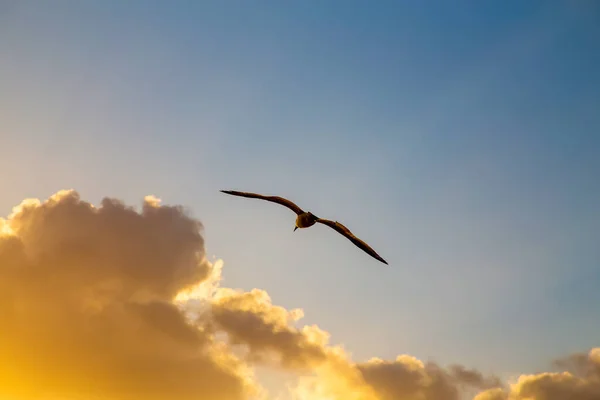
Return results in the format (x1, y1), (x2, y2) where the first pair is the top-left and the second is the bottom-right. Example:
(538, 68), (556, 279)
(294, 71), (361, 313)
(220, 189), (388, 265)
(295, 212), (319, 229)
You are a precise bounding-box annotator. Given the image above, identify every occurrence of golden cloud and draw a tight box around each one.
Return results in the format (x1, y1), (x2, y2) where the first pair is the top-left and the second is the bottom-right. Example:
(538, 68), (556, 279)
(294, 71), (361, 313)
(0, 190), (597, 400)
(0, 190), (259, 400)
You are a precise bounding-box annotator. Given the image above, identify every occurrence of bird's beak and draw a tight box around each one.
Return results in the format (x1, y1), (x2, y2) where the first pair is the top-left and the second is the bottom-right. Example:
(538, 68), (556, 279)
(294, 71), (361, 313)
(294, 226), (298, 232)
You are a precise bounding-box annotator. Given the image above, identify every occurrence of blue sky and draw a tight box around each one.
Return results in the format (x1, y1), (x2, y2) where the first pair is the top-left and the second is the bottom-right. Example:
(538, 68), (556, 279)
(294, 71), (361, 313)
(1, 0), (599, 388)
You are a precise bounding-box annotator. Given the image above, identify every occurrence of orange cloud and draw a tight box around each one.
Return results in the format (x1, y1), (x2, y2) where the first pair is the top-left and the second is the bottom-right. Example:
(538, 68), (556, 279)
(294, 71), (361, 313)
(0, 190), (260, 400)
(0, 190), (597, 400)
(210, 287), (331, 370)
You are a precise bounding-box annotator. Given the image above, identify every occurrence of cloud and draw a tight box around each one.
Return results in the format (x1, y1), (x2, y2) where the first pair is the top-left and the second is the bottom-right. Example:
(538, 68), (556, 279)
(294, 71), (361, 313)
(210, 287), (330, 370)
(284, 353), (505, 400)
(0, 190), (260, 400)
(554, 348), (600, 380)
(0, 190), (598, 400)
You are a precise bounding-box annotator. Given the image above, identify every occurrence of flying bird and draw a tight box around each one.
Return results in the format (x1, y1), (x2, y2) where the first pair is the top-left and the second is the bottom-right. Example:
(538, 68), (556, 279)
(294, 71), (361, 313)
(220, 190), (388, 265)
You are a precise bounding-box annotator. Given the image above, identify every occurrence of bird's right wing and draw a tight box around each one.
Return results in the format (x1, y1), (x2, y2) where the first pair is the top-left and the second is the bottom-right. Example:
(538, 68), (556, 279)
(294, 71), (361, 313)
(315, 218), (388, 265)
(220, 190), (305, 215)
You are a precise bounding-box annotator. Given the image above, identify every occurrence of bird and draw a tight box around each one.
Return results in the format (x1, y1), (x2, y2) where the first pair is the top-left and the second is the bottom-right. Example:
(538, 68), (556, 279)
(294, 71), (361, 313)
(220, 189), (388, 265)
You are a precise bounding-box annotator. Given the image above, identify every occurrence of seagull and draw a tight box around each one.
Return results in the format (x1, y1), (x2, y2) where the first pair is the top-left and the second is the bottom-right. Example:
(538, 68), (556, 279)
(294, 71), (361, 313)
(220, 190), (388, 265)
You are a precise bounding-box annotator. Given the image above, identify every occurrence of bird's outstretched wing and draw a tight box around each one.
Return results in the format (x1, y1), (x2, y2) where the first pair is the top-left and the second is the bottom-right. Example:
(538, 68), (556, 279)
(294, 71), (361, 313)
(220, 190), (305, 215)
(315, 218), (388, 265)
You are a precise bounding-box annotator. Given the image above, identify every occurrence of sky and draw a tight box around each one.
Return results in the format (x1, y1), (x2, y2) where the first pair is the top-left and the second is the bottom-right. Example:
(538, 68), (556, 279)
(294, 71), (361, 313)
(0, 1), (599, 399)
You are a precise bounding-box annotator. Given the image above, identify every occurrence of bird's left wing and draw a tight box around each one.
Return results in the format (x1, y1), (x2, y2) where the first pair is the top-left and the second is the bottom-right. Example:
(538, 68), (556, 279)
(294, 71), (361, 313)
(315, 218), (388, 265)
(220, 190), (305, 215)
